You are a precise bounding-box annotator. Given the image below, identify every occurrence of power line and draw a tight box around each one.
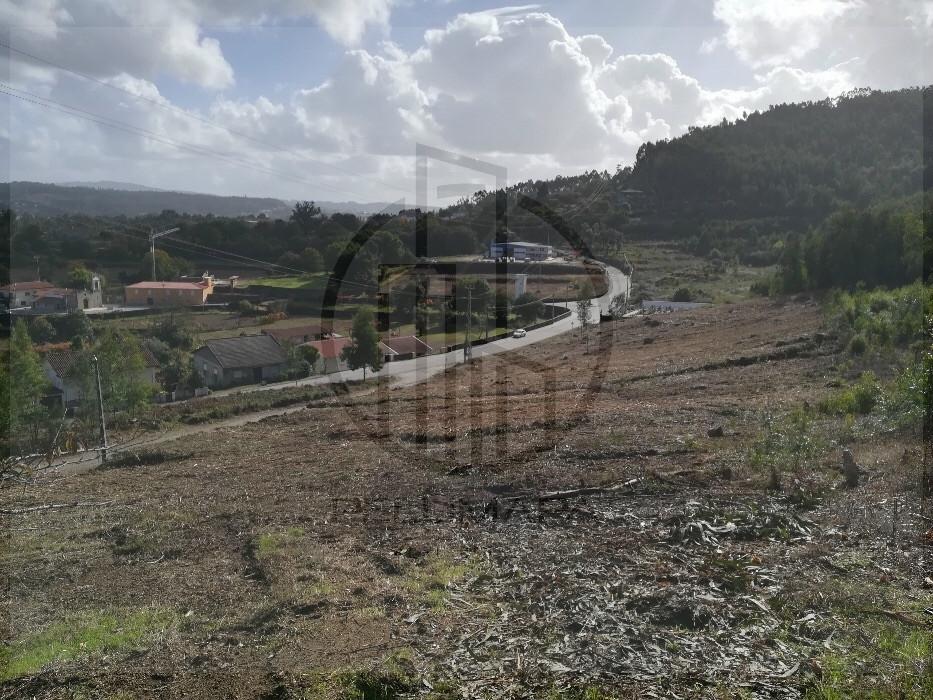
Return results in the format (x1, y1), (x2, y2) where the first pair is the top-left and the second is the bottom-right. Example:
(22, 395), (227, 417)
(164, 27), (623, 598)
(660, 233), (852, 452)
(102, 223), (555, 308)
(2, 42), (615, 227)
(0, 40), (411, 197)
(102, 223), (388, 293)
(102, 225), (310, 276)
(1, 87), (611, 252)
(0, 83), (381, 201)
(1, 42), (617, 234)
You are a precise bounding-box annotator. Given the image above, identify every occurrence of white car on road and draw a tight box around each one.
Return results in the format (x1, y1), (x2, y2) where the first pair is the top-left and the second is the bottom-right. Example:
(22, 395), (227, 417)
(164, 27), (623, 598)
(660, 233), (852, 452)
(512, 328), (527, 338)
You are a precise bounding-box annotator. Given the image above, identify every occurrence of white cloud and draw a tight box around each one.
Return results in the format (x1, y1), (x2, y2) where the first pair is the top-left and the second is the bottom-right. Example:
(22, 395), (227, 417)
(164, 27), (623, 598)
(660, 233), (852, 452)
(713, 0), (858, 68)
(1, 0), (395, 90)
(4, 5), (925, 202)
(711, 0), (931, 88)
(1, 1), (235, 89)
(198, 0), (395, 45)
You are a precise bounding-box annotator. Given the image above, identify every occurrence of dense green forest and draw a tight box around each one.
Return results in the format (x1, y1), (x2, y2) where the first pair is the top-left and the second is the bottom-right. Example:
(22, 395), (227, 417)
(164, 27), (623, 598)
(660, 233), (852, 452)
(626, 88), (925, 220)
(772, 194), (928, 294)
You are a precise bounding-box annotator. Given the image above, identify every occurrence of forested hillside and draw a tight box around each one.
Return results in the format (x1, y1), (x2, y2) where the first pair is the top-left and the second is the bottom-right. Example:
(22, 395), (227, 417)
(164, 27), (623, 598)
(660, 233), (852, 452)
(441, 86), (930, 286)
(4, 182), (291, 218)
(626, 87), (926, 220)
(2, 182), (426, 219)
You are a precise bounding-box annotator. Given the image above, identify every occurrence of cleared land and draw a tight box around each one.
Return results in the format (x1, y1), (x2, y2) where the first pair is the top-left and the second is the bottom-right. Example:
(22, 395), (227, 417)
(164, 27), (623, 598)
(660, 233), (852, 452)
(627, 241), (774, 303)
(2, 299), (929, 699)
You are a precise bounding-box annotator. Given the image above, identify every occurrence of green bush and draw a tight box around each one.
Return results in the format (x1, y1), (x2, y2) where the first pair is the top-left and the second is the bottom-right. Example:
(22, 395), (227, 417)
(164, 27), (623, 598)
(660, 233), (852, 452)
(880, 356), (929, 434)
(818, 371), (879, 415)
(829, 283), (927, 356)
(847, 334), (867, 355)
(749, 407), (822, 483)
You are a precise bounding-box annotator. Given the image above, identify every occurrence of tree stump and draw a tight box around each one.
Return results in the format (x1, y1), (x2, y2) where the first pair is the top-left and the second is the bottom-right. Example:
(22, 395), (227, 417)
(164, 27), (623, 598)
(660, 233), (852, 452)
(842, 448), (860, 488)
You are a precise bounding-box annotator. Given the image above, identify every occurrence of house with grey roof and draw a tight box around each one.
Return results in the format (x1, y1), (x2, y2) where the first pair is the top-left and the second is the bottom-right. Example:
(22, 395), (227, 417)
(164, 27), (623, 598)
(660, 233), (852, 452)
(43, 346), (159, 408)
(193, 335), (289, 388)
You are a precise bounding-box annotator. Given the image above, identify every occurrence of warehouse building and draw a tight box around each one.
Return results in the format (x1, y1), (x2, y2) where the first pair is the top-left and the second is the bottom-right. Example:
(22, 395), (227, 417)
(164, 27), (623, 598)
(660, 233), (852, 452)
(487, 241), (554, 261)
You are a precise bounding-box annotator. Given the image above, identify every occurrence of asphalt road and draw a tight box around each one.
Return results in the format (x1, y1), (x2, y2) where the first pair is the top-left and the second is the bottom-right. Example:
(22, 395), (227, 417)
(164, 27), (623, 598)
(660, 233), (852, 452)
(46, 263), (629, 472)
(222, 260), (629, 391)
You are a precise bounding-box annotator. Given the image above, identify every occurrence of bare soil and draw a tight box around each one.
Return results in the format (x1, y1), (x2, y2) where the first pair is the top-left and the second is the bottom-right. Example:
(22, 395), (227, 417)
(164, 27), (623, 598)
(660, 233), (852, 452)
(2, 299), (929, 699)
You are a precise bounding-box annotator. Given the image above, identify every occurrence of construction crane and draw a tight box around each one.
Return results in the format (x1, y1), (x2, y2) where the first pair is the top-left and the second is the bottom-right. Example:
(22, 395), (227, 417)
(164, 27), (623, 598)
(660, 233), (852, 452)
(149, 227), (180, 280)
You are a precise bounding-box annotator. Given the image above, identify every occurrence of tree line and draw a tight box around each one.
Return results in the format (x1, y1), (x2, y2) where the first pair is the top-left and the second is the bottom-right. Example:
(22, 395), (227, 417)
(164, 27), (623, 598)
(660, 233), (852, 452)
(773, 194), (927, 294)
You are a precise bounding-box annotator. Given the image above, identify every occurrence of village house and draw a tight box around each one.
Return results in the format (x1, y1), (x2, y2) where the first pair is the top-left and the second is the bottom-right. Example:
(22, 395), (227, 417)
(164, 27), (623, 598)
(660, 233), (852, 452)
(43, 346), (160, 408)
(305, 337), (354, 374)
(381, 335), (433, 361)
(306, 337), (396, 374)
(31, 276), (104, 313)
(1, 281), (56, 309)
(262, 324), (332, 345)
(125, 274), (214, 307)
(193, 335), (288, 389)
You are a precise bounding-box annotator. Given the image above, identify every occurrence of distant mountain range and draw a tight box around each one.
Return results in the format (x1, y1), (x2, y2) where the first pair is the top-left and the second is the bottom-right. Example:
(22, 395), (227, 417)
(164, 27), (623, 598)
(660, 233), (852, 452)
(2, 181), (420, 218)
(57, 180), (169, 192)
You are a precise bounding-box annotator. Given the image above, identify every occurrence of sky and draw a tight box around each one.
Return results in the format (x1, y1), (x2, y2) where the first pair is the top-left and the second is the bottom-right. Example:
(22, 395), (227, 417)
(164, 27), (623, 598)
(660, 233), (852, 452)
(1, 0), (930, 205)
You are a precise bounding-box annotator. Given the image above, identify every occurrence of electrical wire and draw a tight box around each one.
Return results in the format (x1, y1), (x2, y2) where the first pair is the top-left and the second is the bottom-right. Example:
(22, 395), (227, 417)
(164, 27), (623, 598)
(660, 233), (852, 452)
(102, 223), (557, 308)
(0, 40), (411, 197)
(0, 83), (383, 200)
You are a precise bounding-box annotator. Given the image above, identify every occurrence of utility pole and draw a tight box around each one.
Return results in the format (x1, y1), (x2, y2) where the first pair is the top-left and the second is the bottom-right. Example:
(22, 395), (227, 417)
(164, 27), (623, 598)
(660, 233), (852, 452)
(485, 296), (489, 342)
(149, 227), (180, 281)
(464, 287), (472, 362)
(34, 256), (40, 280)
(93, 355), (108, 464)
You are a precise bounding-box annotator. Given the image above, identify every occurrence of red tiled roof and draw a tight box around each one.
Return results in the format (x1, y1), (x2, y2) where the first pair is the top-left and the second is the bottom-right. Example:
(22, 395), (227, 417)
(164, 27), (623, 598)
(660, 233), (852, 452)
(0, 280), (55, 292)
(306, 338), (395, 360)
(306, 337), (352, 360)
(36, 287), (70, 299)
(34, 341), (72, 354)
(382, 336), (433, 355)
(126, 281), (207, 290)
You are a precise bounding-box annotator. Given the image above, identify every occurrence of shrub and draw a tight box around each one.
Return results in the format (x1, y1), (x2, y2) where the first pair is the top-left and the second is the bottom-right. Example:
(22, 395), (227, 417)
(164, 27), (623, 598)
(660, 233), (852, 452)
(847, 334), (867, 355)
(150, 316), (194, 350)
(672, 287), (693, 302)
(818, 371), (879, 416)
(237, 299), (263, 316)
(28, 316), (57, 343)
(749, 407), (822, 485)
(880, 356), (929, 434)
(829, 282), (927, 356)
